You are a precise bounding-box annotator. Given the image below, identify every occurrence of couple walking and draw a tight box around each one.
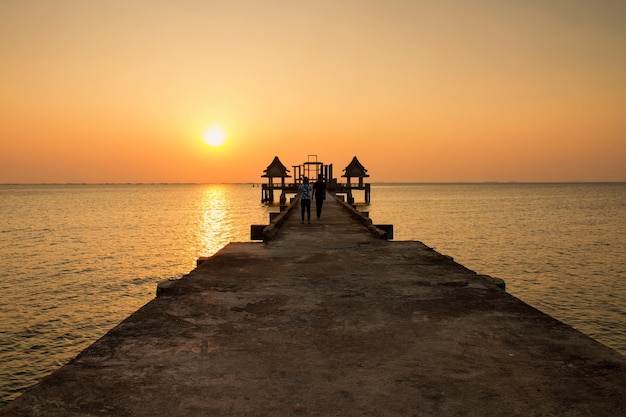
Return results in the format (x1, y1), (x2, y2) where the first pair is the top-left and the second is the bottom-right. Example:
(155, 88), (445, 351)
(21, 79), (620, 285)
(299, 175), (327, 223)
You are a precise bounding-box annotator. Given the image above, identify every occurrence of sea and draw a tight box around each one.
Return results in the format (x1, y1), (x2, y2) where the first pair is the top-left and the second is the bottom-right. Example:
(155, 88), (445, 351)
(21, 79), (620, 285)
(1, 183), (625, 405)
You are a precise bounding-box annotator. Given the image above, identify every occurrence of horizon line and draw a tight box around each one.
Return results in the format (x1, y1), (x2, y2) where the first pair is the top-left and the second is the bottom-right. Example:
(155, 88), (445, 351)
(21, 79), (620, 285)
(1, 181), (625, 186)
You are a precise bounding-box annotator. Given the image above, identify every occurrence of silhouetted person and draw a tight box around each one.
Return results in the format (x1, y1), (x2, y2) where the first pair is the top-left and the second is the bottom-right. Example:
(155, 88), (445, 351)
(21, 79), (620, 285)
(313, 174), (327, 219)
(299, 177), (312, 224)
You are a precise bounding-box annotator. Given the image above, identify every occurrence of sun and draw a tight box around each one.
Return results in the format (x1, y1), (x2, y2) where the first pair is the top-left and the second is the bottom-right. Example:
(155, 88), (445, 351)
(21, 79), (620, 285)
(203, 126), (226, 147)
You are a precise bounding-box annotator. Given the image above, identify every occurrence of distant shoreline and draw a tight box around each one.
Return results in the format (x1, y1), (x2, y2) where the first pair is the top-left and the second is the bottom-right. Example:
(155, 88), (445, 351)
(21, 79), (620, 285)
(1, 181), (625, 186)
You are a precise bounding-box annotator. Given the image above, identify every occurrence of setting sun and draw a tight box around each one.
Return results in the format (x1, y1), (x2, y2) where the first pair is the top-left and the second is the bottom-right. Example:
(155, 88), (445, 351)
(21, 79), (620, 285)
(203, 126), (226, 147)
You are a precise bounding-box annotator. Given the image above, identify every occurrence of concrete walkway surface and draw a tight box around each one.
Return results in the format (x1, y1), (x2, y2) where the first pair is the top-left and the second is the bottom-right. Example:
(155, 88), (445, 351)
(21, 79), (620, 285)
(2, 195), (625, 416)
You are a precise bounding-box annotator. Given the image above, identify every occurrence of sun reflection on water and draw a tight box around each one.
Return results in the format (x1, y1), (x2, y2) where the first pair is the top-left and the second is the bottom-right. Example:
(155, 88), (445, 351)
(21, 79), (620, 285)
(198, 186), (234, 256)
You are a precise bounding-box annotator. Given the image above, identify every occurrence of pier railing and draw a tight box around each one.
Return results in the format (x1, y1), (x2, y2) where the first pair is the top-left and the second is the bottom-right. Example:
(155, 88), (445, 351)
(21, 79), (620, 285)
(251, 192), (392, 241)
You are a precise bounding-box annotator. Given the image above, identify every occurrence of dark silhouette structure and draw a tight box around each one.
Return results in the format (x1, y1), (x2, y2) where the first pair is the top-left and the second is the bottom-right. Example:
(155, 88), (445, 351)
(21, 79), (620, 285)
(260, 155), (370, 205)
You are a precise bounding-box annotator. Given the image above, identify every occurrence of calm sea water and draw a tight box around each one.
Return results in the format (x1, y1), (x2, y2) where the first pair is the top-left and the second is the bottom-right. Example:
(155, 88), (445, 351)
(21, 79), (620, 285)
(1, 183), (624, 405)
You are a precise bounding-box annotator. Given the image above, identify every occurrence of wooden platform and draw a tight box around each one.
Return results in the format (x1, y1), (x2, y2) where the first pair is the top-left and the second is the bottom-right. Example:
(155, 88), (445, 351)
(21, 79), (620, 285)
(2, 194), (624, 416)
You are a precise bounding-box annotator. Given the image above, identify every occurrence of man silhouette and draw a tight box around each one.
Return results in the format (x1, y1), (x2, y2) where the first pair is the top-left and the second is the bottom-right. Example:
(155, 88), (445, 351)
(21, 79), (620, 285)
(312, 174), (327, 219)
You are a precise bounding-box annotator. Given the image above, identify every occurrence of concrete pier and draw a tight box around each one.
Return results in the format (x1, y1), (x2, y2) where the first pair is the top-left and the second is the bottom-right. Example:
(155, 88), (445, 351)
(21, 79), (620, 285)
(2, 195), (625, 416)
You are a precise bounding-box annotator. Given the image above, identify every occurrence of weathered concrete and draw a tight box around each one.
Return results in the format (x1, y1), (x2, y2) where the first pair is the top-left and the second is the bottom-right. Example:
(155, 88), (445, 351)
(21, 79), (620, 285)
(2, 195), (625, 416)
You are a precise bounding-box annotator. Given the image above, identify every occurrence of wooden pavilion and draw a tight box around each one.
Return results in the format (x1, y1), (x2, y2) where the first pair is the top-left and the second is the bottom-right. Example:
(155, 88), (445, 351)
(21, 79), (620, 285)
(340, 156), (371, 203)
(260, 156), (292, 203)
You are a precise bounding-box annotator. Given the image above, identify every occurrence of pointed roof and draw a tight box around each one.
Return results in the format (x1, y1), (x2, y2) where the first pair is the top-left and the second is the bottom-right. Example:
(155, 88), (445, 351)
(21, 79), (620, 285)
(261, 156), (291, 178)
(342, 156), (369, 178)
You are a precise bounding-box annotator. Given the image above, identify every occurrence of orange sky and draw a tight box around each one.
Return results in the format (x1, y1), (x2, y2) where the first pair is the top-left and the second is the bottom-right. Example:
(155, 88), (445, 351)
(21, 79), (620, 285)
(1, 0), (625, 183)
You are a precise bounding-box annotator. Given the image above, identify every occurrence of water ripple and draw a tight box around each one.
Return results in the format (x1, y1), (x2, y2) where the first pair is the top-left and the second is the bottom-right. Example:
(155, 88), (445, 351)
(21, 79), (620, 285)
(1, 183), (624, 406)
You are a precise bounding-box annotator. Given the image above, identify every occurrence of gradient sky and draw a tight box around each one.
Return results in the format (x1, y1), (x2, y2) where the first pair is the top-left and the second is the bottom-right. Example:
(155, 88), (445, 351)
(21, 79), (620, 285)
(1, 0), (625, 183)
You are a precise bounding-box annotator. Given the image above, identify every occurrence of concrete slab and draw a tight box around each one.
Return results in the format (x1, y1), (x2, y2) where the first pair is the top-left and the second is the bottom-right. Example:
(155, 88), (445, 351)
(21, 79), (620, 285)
(2, 195), (625, 416)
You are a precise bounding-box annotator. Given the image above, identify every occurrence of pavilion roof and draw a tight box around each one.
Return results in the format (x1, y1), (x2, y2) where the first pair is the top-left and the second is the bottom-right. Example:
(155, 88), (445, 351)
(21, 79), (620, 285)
(342, 156), (369, 178)
(261, 156), (292, 178)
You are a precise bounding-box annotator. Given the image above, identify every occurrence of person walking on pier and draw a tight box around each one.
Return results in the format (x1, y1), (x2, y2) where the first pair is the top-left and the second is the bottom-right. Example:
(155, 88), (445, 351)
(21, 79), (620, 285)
(299, 176), (312, 224)
(313, 174), (327, 219)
